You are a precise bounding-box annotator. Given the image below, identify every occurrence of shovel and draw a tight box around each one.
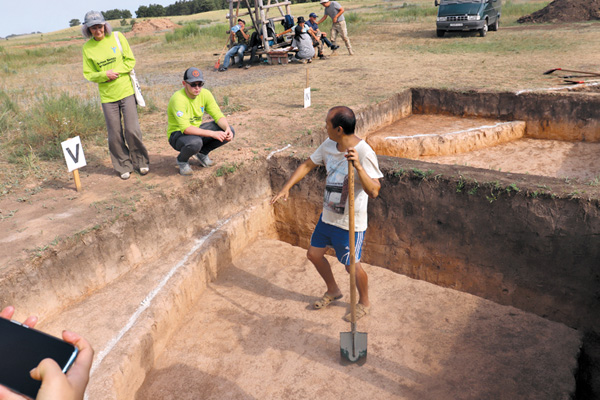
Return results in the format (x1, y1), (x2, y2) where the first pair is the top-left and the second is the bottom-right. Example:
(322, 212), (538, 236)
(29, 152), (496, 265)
(544, 68), (600, 77)
(340, 159), (368, 362)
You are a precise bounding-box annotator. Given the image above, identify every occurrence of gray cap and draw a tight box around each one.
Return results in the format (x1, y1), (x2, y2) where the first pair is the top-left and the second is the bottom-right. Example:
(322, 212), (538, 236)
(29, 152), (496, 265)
(84, 11), (106, 27)
(183, 67), (204, 83)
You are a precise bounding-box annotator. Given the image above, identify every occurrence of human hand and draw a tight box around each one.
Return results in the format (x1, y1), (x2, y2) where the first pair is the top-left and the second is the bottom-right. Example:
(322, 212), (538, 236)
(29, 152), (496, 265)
(345, 147), (362, 170)
(106, 70), (119, 81)
(0, 307), (93, 400)
(212, 130), (227, 142)
(223, 127), (234, 142)
(270, 189), (290, 205)
(333, 16), (338, 23)
(32, 331), (93, 400)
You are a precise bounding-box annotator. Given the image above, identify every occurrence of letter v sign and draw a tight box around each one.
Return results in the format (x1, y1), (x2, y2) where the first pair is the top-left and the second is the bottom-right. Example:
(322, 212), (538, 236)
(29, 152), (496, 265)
(61, 136), (87, 173)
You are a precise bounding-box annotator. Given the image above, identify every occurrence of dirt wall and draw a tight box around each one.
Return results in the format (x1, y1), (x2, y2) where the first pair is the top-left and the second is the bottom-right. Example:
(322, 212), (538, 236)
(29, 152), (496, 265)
(270, 155), (600, 332)
(0, 161), (275, 320)
(411, 88), (600, 142)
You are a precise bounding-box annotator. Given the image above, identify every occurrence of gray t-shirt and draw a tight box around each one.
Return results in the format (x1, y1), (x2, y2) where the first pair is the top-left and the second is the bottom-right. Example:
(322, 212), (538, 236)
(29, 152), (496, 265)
(324, 1), (345, 23)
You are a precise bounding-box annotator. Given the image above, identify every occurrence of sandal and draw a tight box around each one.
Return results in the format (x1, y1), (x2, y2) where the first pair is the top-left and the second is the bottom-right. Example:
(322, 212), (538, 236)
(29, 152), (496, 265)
(313, 292), (343, 309)
(343, 303), (370, 322)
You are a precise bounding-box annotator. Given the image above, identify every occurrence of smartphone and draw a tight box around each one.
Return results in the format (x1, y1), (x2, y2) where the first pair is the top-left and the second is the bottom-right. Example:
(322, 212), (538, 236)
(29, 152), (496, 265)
(0, 318), (78, 399)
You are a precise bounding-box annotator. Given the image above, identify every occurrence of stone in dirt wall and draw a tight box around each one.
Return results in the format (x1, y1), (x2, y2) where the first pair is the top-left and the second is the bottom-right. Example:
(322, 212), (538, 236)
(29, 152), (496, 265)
(269, 155), (600, 333)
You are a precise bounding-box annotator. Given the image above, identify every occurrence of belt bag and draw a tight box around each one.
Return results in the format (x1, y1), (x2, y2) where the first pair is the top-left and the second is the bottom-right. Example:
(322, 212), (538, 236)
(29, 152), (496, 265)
(114, 32), (145, 107)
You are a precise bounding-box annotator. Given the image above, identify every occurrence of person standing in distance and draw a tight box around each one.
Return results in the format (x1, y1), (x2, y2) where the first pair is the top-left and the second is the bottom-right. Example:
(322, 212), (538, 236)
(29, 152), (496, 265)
(81, 11), (150, 180)
(167, 68), (235, 175)
(317, 0), (354, 56)
(271, 106), (382, 321)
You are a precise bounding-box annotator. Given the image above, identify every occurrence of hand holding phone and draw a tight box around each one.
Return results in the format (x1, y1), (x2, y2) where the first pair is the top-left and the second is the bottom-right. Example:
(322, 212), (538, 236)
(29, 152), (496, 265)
(0, 307), (94, 400)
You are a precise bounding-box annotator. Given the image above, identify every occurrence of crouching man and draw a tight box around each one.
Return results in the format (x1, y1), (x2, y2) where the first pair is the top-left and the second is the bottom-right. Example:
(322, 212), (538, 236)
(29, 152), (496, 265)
(167, 67), (234, 175)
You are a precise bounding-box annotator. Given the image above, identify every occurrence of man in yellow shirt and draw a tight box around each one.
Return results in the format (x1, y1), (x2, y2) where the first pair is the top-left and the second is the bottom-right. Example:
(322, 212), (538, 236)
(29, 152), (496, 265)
(167, 67), (235, 175)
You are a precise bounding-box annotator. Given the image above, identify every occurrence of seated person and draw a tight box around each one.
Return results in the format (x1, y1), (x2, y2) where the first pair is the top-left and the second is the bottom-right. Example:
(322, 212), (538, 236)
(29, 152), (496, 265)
(276, 16), (317, 44)
(290, 24), (315, 63)
(306, 12), (339, 58)
(220, 19), (249, 71)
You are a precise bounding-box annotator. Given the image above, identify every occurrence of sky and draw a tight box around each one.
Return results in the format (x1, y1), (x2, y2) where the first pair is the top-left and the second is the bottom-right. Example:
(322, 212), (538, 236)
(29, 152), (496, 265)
(0, 0), (175, 38)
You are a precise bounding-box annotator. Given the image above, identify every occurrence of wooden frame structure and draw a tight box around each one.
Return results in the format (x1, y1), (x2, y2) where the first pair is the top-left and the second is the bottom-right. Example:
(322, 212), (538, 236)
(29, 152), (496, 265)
(227, 0), (292, 53)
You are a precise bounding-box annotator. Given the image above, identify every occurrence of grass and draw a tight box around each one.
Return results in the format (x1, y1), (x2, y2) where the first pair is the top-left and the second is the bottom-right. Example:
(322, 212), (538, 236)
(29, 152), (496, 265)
(1, 91), (106, 163)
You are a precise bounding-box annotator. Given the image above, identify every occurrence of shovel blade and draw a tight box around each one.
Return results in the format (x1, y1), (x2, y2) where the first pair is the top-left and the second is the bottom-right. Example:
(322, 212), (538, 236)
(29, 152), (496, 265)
(340, 331), (367, 362)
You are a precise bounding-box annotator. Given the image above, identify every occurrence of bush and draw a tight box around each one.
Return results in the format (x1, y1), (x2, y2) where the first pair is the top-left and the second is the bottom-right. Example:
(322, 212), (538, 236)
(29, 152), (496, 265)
(165, 23), (201, 43)
(2, 92), (106, 162)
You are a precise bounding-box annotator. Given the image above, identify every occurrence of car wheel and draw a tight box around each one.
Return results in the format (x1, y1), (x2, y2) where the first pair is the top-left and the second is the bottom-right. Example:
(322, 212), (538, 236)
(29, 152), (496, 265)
(436, 29), (445, 37)
(479, 21), (488, 37)
(490, 17), (499, 31)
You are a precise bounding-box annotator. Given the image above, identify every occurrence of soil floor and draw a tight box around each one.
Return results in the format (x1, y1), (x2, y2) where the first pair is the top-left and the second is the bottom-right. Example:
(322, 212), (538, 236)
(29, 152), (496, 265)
(419, 139), (600, 182)
(132, 239), (579, 400)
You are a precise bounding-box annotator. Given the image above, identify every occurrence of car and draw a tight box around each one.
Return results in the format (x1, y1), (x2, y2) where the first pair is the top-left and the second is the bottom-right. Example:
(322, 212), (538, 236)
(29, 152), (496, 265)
(435, 0), (501, 37)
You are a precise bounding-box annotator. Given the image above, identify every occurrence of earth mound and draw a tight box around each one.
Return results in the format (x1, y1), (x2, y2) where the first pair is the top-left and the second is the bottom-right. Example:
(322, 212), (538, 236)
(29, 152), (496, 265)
(518, 0), (600, 23)
(129, 18), (181, 35)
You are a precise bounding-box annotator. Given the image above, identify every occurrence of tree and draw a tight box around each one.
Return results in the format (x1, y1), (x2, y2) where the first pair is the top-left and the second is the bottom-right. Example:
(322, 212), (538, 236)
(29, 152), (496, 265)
(69, 19), (80, 27)
(136, 4), (166, 17)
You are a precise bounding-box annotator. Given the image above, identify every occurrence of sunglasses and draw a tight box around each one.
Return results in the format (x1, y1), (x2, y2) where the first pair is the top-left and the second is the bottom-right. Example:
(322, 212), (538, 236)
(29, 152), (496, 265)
(187, 81), (204, 88)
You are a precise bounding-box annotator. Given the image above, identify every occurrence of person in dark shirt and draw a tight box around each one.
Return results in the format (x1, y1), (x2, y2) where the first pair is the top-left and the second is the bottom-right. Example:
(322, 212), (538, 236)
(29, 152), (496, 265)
(219, 19), (250, 71)
(306, 12), (338, 59)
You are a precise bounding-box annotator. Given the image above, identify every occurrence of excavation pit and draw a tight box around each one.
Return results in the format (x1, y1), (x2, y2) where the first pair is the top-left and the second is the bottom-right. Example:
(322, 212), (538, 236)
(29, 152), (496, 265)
(3, 89), (600, 398)
(359, 88), (600, 182)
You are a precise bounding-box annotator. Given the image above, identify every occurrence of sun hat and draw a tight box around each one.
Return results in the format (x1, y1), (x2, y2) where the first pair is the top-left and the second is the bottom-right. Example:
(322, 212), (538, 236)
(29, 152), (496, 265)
(183, 67), (204, 83)
(309, 13), (318, 18)
(297, 16), (305, 23)
(84, 11), (106, 27)
(319, 0), (330, 3)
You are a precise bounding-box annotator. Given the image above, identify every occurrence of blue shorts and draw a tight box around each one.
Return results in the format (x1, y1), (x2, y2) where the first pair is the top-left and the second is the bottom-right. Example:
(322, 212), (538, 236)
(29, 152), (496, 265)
(310, 215), (365, 265)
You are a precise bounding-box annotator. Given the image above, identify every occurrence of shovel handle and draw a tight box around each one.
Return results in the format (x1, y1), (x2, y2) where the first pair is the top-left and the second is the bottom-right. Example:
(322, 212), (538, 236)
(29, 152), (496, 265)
(348, 159), (356, 328)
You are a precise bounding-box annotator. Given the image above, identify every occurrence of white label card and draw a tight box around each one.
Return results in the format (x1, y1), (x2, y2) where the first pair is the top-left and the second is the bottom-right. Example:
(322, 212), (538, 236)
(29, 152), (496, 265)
(61, 136), (87, 172)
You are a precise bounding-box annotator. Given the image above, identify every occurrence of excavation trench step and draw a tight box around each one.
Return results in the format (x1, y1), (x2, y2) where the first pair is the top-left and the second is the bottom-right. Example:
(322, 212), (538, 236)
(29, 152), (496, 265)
(366, 114), (526, 158)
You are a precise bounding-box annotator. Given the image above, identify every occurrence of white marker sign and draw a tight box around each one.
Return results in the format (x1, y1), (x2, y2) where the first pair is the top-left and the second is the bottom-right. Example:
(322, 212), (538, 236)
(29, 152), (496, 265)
(61, 136), (87, 172)
(304, 87), (311, 109)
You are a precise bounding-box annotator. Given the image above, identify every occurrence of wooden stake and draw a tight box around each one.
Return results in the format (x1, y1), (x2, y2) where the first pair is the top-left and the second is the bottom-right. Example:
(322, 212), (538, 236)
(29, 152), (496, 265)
(73, 169), (82, 192)
(306, 64), (309, 88)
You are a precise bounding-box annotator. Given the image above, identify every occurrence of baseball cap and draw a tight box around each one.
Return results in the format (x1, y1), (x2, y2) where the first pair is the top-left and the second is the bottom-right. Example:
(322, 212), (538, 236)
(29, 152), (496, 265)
(84, 11), (106, 27)
(309, 13), (318, 18)
(183, 67), (204, 83)
(320, 0), (330, 3)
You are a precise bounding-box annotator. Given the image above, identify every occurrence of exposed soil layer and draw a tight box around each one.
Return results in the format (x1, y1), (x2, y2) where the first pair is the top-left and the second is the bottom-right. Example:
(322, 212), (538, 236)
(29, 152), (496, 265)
(367, 114), (526, 159)
(518, 0), (600, 23)
(128, 18), (180, 36)
(136, 239), (580, 400)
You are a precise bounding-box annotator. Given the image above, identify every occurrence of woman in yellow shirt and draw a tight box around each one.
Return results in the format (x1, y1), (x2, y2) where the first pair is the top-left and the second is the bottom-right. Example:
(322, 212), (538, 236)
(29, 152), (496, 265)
(81, 11), (149, 180)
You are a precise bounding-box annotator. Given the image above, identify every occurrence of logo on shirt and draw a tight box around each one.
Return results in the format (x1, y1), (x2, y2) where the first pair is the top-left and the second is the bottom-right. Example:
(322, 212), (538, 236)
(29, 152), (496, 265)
(111, 47), (117, 53)
(201, 106), (204, 113)
(176, 111), (184, 117)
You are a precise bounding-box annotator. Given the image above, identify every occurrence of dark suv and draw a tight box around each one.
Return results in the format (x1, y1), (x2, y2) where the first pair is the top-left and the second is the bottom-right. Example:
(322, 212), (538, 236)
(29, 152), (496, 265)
(435, 0), (501, 37)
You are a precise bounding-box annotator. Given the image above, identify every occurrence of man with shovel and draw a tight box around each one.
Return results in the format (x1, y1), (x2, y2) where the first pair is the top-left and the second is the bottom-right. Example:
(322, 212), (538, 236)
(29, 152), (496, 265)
(271, 106), (383, 321)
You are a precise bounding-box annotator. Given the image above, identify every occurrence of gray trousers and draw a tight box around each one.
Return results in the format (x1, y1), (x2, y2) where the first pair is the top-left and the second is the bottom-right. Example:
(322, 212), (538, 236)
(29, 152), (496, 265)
(101, 94), (149, 175)
(169, 121), (235, 163)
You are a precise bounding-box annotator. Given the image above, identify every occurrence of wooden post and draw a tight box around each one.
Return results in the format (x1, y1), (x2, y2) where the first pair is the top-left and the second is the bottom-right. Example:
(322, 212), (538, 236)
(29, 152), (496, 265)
(73, 169), (82, 192)
(306, 64), (309, 88)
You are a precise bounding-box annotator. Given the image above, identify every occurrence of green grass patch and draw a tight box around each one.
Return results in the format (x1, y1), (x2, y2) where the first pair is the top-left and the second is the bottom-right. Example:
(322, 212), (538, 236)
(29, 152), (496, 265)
(1, 92), (106, 163)
(0, 45), (80, 74)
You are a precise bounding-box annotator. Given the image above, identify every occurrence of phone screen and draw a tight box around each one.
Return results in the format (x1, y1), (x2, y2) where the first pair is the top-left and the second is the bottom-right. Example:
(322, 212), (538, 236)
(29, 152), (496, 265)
(0, 318), (78, 399)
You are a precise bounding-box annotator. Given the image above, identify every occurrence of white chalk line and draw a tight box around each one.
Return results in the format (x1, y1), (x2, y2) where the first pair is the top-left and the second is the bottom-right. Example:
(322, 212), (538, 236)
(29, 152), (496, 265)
(267, 144), (292, 160)
(384, 121), (517, 141)
(86, 215), (233, 394)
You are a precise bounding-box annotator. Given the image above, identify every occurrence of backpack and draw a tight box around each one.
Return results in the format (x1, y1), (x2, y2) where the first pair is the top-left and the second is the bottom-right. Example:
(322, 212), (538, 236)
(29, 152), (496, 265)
(282, 14), (294, 30)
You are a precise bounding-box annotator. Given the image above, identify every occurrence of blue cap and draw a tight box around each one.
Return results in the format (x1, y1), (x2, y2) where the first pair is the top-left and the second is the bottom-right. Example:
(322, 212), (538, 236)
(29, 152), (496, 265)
(309, 13), (318, 18)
